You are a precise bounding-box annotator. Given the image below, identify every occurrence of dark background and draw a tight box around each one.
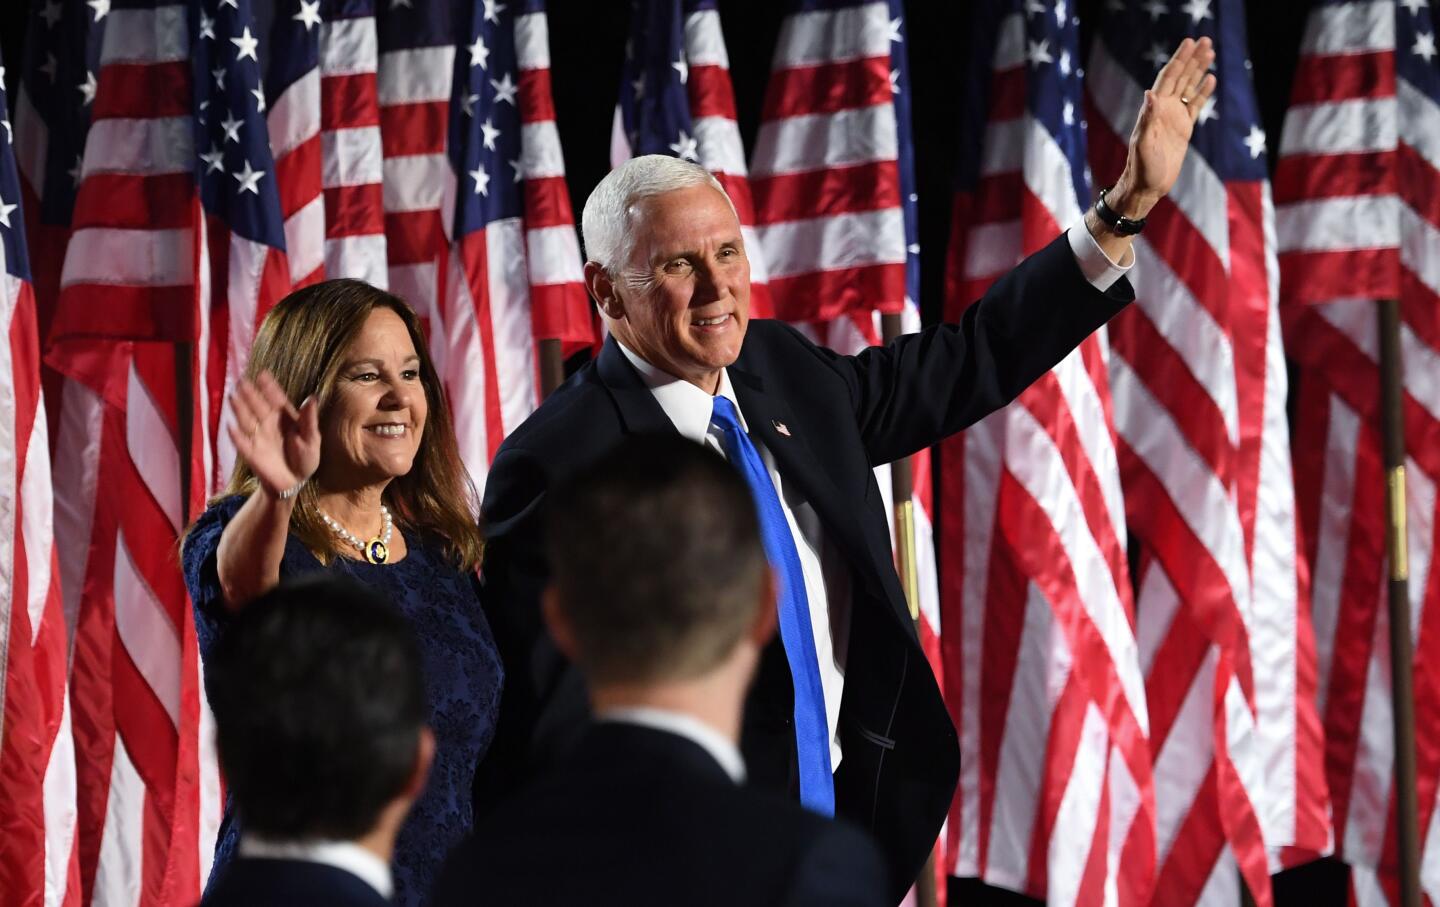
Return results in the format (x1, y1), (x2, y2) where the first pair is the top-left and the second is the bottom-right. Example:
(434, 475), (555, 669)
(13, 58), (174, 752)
(0, 0), (1345, 902)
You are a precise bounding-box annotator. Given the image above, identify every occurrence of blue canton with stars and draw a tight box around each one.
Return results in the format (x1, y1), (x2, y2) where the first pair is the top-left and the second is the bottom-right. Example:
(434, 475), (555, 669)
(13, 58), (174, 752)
(1394, 0), (1440, 106)
(449, 0), (534, 237)
(956, 2), (1092, 221)
(885, 0), (921, 305)
(191, 0), (286, 249)
(1, 46), (33, 282)
(18, 0), (106, 229)
(615, 0), (696, 162)
(1100, 0), (1268, 182)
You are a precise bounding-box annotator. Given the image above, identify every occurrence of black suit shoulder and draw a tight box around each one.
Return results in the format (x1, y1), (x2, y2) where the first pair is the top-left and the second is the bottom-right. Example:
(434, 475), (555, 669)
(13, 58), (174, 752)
(440, 726), (888, 907)
(201, 858), (391, 907)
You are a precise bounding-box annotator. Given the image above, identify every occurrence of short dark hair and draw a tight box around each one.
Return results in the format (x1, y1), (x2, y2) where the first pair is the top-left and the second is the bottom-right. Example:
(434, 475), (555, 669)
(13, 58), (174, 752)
(204, 575), (427, 840)
(545, 434), (767, 684)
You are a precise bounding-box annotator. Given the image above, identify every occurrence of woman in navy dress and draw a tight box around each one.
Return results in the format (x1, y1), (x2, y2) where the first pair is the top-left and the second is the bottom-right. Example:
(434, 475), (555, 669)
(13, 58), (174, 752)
(182, 279), (503, 906)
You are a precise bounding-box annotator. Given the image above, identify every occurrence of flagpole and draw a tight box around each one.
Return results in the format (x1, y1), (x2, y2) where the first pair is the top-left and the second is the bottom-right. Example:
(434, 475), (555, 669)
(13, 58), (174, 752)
(881, 312), (939, 907)
(1378, 297), (1421, 907)
(538, 338), (565, 399)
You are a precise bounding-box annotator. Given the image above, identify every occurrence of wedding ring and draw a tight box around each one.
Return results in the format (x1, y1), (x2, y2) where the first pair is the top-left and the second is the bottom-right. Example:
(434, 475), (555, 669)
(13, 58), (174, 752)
(1180, 96), (1191, 106)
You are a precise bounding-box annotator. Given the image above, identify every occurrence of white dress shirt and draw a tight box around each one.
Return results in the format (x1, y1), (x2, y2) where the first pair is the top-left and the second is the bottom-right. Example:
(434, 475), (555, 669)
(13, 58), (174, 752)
(238, 834), (394, 899)
(616, 223), (1131, 771)
(598, 705), (748, 784)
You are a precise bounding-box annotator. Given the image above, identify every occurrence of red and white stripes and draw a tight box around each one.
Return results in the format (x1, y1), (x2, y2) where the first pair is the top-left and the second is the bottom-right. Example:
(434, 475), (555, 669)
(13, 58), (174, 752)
(46, 7), (222, 904)
(515, 7), (594, 353)
(0, 263), (81, 907)
(1085, 18), (1336, 902)
(317, 9), (390, 288)
(750, 1), (908, 323)
(1277, 5), (1440, 902)
(941, 11), (1154, 903)
(377, 23), (456, 351)
(681, 1), (773, 319)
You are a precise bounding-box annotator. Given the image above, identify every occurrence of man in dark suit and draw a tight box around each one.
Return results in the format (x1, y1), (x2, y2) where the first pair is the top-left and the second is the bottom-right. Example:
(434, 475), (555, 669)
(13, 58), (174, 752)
(474, 38), (1219, 900)
(201, 576), (434, 907)
(439, 435), (888, 905)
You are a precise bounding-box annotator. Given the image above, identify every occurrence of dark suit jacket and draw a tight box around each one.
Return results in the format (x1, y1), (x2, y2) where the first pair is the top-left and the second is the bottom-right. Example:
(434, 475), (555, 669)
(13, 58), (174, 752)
(438, 722), (888, 906)
(474, 233), (1133, 900)
(200, 857), (391, 907)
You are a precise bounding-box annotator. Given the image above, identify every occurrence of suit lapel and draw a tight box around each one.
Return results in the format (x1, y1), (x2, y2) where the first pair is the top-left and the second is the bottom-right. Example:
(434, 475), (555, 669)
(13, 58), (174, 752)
(595, 336), (678, 436)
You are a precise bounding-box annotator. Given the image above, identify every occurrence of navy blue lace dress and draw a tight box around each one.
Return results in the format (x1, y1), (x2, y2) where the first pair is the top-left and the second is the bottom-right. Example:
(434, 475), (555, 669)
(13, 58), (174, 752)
(182, 495), (503, 907)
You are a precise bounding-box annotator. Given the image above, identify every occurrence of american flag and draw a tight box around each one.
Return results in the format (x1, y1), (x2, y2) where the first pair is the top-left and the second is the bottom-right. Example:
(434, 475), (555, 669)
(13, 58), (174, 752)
(612, 0), (774, 318)
(0, 45), (82, 907)
(377, 0), (589, 486)
(748, 0), (940, 664)
(445, 0), (588, 479)
(14, 0), (106, 645)
(35, 0), (225, 903)
(1088, 0), (1331, 904)
(939, 3), (1155, 903)
(749, 0), (915, 325)
(1275, 1), (1440, 903)
(197, 0), (292, 489)
(266, 0), (389, 293)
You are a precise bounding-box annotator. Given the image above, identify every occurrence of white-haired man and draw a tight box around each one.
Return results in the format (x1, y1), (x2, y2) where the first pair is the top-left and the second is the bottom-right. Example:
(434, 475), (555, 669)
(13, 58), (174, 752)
(475, 38), (1217, 900)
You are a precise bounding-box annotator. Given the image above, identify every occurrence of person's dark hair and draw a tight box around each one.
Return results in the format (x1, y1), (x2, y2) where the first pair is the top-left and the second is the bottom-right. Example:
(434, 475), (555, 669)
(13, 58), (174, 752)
(204, 575), (427, 840)
(545, 434), (767, 684)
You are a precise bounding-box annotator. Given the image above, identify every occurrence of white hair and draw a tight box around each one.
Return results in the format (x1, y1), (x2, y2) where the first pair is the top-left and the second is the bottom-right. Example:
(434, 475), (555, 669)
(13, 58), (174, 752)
(580, 155), (736, 275)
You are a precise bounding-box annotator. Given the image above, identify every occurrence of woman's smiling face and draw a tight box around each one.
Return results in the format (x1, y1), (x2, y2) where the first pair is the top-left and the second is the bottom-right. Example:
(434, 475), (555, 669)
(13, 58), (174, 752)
(318, 307), (429, 487)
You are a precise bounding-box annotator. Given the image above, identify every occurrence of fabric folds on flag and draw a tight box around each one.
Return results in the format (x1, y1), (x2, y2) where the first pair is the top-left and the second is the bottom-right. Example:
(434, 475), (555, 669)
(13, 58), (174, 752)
(612, 0), (774, 318)
(749, 0), (914, 323)
(200, 0), (294, 488)
(1087, 1), (1332, 903)
(940, 4), (1155, 904)
(0, 44), (82, 907)
(266, 0), (389, 295)
(35, 2), (225, 904)
(1275, 2), (1440, 903)
(444, 0), (589, 487)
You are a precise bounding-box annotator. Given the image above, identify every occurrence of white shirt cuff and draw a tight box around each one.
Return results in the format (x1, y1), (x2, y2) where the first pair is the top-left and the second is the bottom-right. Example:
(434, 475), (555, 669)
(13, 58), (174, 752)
(1066, 221), (1135, 292)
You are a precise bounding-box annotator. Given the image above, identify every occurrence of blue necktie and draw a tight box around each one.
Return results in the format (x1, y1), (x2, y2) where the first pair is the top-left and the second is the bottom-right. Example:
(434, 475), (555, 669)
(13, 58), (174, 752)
(710, 396), (835, 815)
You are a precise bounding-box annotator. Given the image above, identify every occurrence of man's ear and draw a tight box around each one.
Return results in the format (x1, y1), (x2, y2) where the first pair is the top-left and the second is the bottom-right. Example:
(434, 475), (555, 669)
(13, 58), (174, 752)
(541, 584), (579, 662)
(749, 568), (778, 647)
(403, 727), (436, 799)
(584, 261), (624, 321)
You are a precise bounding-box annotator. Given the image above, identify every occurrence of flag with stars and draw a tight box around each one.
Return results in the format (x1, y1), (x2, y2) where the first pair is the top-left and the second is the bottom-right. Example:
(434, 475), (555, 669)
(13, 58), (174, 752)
(0, 42), (83, 907)
(939, 2), (1157, 903)
(1275, 1), (1440, 903)
(1087, 0), (1332, 903)
(266, 0), (389, 295)
(14, 0), (106, 342)
(612, 0), (774, 318)
(196, 0), (296, 488)
(31, 0), (226, 904)
(441, 0), (589, 485)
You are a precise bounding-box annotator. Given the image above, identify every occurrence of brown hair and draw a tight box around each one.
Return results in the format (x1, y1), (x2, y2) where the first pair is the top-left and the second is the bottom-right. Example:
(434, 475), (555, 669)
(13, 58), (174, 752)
(545, 434), (767, 685)
(220, 279), (483, 570)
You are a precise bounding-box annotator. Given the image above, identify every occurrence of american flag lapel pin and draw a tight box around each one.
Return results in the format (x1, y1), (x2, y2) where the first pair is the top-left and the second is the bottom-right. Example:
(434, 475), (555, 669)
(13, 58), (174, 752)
(772, 420), (791, 437)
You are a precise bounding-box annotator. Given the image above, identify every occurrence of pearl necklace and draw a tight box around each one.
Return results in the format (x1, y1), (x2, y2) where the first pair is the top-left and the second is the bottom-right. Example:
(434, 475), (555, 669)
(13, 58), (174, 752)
(319, 505), (393, 565)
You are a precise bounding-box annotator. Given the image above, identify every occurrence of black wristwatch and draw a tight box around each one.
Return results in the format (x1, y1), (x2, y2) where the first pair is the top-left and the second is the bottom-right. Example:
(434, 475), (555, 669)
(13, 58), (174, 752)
(1094, 187), (1147, 236)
